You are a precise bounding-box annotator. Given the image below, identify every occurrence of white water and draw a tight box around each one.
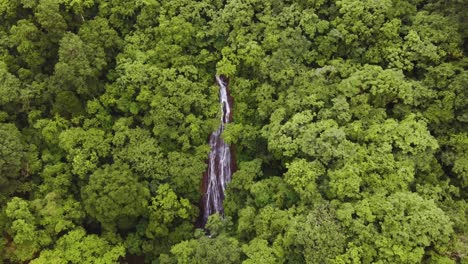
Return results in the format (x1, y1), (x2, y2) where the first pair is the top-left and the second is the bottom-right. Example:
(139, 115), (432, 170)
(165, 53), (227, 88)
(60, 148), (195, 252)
(199, 76), (233, 227)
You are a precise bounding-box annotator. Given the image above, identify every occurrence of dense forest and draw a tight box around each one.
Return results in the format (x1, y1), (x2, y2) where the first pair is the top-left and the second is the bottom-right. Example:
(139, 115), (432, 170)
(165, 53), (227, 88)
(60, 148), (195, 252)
(0, 0), (467, 263)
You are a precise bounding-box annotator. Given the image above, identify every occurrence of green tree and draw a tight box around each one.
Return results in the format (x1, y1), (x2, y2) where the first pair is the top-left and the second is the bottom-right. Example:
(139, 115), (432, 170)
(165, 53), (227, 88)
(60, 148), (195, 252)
(0, 123), (37, 203)
(242, 238), (280, 264)
(8, 19), (47, 72)
(284, 159), (324, 204)
(53, 32), (97, 97)
(0, 61), (21, 109)
(171, 234), (241, 264)
(30, 228), (125, 264)
(30, 192), (85, 237)
(81, 163), (150, 229)
(146, 184), (192, 239)
(112, 124), (166, 182)
(284, 204), (346, 264)
(4, 197), (51, 262)
(59, 127), (110, 178)
(34, 0), (68, 42)
(336, 192), (453, 263)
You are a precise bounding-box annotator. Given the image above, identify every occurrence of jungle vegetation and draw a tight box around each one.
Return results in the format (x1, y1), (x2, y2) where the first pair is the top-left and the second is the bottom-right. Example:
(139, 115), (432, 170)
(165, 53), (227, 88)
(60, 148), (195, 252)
(0, 0), (467, 263)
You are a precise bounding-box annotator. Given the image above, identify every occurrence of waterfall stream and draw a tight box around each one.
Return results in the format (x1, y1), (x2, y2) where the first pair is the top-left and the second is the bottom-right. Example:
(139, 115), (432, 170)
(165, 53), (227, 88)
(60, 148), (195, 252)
(198, 76), (234, 227)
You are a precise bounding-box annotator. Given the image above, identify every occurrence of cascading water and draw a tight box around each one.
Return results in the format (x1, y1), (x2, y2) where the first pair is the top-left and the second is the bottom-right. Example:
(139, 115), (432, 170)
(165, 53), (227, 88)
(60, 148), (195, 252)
(198, 76), (234, 227)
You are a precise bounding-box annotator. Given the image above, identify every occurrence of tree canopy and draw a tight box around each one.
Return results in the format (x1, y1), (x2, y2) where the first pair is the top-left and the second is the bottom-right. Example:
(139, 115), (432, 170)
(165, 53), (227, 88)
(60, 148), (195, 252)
(0, 0), (466, 263)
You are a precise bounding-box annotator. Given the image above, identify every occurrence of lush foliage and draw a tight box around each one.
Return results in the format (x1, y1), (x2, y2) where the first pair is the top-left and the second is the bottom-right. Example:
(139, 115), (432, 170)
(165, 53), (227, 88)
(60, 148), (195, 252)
(0, 0), (466, 263)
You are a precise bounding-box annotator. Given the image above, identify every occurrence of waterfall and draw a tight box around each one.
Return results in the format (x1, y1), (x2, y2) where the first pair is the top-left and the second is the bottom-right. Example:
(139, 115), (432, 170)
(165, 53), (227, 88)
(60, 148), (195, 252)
(198, 76), (234, 227)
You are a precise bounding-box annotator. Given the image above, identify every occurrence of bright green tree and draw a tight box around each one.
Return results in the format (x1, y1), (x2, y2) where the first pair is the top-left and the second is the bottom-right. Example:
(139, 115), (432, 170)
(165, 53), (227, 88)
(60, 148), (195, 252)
(81, 163), (150, 229)
(30, 228), (125, 264)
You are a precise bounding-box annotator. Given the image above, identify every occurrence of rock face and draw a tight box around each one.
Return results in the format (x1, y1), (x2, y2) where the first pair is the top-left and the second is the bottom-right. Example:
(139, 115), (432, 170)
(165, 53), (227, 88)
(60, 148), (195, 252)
(198, 76), (234, 227)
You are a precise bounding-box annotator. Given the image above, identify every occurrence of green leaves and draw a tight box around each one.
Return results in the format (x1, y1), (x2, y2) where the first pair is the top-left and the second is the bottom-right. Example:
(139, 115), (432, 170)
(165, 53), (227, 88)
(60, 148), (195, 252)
(0, 61), (20, 106)
(8, 19), (47, 71)
(242, 238), (280, 264)
(0, 123), (25, 181)
(35, 0), (67, 42)
(0, 123), (35, 203)
(284, 159), (324, 202)
(78, 17), (123, 74)
(405, 11), (462, 66)
(336, 192), (453, 263)
(4, 198), (52, 262)
(54, 33), (96, 96)
(441, 133), (468, 188)
(171, 234), (241, 264)
(59, 127), (110, 178)
(365, 114), (438, 154)
(81, 163), (149, 229)
(30, 228), (125, 264)
(284, 204), (346, 264)
(112, 126), (165, 181)
(146, 184), (192, 238)
(0, 0), (467, 262)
